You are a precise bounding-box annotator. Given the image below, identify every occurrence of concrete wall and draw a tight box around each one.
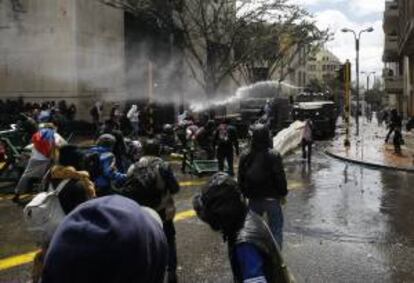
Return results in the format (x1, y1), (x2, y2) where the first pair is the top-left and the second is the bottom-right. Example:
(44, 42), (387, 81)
(0, 0), (126, 120)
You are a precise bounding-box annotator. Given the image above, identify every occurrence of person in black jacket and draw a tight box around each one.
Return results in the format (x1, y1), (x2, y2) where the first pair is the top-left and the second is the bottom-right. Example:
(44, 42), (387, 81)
(213, 119), (239, 176)
(124, 138), (180, 283)
(238, 123), (288, 248)
(193, 172), (294, 283)
(385, 109), (402, 143)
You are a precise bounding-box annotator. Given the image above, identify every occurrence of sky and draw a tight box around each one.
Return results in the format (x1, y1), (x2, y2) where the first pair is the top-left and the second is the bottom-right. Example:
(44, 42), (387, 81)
(290, 0), (384, 86)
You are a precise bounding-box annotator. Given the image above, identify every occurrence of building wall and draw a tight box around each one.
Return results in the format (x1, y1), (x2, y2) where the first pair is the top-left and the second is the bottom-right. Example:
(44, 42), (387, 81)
(0, 0), (126, 120)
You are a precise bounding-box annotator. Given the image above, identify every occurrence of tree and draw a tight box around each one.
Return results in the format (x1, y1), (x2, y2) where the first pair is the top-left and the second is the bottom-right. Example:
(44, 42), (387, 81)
(100, 0), (328, 98)
(236, 15), (328, 84)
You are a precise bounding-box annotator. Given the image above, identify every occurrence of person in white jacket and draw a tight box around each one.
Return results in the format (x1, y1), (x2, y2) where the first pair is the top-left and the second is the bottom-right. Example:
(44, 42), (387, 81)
(127, 104), (140, 138)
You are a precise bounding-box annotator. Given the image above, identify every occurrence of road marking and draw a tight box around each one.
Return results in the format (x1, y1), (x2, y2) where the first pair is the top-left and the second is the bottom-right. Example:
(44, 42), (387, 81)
(0, 251), (39, 271)
(179, 180), (206, 187)
(0, 209), (197, 272)
(174, 209), (196, 222)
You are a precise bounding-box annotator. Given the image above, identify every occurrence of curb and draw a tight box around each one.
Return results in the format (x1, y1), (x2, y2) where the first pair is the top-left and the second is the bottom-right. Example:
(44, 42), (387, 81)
(325, 149), (414, 173)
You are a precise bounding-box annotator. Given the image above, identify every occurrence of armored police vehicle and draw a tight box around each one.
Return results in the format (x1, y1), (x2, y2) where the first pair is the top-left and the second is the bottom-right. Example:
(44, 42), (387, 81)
(291, 92), (337, 138)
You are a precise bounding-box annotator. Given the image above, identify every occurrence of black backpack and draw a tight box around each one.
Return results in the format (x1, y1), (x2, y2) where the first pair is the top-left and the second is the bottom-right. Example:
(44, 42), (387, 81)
(83, 151), (103, 181)
(121, 157), (166, 210)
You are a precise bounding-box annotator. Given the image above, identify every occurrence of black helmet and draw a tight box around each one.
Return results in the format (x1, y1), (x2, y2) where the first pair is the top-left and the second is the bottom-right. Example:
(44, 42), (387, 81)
(143, 138), (161, 156)
(250, 123), (271, 150)
(193, 172), (246, 236)
(96, 134), (116, 148)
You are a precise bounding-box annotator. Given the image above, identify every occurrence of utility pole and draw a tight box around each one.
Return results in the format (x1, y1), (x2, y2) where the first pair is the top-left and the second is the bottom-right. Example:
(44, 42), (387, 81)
(344, 60), (352, 147)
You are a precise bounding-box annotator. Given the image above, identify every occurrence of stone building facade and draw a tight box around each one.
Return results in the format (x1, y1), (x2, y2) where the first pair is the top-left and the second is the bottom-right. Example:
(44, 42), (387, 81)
(0, 0), (126, 119)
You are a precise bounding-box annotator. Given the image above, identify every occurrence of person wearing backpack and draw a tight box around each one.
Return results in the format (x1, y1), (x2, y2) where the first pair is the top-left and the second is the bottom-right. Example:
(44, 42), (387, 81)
(122, 138), (180, 283)
(213, 118), (239, 176)
(13, 123), (66, 203)
(238, 123), (288, 249)
(85, 134), (127, 197)
(193, 172), (294, 283)
(26, 144), (96, 283)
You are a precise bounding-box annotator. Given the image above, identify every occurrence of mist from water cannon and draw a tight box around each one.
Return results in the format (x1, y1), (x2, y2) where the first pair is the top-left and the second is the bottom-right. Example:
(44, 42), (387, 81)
(189, 80), (303, 113)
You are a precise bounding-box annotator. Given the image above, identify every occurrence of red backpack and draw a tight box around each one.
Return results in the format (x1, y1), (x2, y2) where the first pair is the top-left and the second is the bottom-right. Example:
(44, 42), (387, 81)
(32, 129), (55, 158)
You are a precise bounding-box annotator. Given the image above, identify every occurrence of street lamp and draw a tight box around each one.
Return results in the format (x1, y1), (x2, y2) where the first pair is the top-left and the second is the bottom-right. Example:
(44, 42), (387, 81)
(361, 71), (376, 118)
(341, 27), (374, 136)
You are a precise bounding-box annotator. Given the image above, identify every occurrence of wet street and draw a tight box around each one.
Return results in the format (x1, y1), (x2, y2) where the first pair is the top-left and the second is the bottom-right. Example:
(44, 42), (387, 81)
(1, 142), (414, 282)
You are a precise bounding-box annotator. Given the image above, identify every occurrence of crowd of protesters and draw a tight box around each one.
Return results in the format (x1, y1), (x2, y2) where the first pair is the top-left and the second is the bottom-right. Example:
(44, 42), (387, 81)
(8, 95), (414, 282)
(9, 96), (293, 283)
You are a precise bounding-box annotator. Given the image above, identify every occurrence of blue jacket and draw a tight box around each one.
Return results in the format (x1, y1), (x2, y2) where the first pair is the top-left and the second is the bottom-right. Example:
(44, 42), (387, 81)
(88, 146), (127, 189)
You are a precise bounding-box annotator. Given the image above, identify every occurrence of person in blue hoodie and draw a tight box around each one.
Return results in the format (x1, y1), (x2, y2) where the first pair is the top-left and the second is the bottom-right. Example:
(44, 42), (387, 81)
(41, 195), (168, 283)
(86, 134), (127, 196)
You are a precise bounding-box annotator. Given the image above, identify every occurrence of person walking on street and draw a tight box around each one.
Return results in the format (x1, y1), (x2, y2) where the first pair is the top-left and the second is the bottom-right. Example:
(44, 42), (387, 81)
(238, 123), (288, 248)
(193, 172), (294, 283)
(90, 102), (103, 132)
(385, 109), (402, 143)
(13, 123), (66, 203)
(213, 119), (239, 176)
(301, 118), (313, 163)
(121, 138), (180, 283)
(127, 104), (140, 138)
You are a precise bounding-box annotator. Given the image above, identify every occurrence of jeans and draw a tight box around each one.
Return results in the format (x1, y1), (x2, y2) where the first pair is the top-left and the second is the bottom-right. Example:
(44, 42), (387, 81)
(217, 150), (234, 176)
(131, 122), (139, 138)
(163, 220), (178, 281)
(301, 139), (312, 162)
(249, 198), (284, 249)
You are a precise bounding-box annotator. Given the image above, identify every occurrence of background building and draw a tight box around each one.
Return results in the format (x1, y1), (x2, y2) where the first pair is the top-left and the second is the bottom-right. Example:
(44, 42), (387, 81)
(382, 0), (414, 117)
(0, 0), (126, 119)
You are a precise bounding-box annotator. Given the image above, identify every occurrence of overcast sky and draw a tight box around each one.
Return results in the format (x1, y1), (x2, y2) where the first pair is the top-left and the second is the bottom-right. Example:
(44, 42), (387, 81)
(291, 0), (384, 85)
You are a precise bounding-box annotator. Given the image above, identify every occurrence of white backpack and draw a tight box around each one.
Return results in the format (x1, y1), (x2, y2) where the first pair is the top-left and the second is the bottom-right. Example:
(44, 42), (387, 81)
(23, 179), (70, 242)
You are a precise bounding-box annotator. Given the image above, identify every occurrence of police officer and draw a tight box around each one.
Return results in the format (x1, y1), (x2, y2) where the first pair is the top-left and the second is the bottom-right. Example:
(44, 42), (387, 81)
(213, 119), (239, 176)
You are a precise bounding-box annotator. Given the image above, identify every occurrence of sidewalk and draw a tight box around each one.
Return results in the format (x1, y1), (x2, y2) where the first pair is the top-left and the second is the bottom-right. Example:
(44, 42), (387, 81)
(326, 119), (414, 172)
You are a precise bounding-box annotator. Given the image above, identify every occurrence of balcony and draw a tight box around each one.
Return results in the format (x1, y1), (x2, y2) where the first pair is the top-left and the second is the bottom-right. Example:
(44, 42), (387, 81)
(383, 35), (399, 62)
(383, 1), (399, 34)
(384, 75), (403, 93)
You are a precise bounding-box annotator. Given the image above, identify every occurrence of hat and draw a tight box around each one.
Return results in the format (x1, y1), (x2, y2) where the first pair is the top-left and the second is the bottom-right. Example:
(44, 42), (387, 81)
(42, 195), (168, 283)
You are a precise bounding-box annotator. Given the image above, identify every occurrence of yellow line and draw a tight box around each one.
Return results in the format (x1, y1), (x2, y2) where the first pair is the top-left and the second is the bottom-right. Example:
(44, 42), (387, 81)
(179, 180), (206, 187)
(174, 209), (196, 222)
(0, 209), (197, 272)
(0, 251), (38, 271)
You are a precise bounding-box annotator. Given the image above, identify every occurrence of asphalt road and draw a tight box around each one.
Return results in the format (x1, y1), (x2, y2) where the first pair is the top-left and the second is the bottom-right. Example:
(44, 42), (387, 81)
(1, 143), (414, 282)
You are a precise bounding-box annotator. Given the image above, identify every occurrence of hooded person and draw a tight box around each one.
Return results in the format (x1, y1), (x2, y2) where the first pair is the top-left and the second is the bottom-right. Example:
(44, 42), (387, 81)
(123, 138), (180, 283)
(31, 145), (96, 283)
(86, 134), (127, 196)
(193, 172), (294, 283)
(41, 195), (168, 283)
(238, 123), (287, 248)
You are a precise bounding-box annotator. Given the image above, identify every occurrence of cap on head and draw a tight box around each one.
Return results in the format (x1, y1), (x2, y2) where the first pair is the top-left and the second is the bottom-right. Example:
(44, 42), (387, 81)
(41, 196), (168, 283)
(250, 123), (271, 150)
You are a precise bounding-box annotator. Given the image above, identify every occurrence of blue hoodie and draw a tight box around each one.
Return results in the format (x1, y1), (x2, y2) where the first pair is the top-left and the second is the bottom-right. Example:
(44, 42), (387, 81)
(88, 146), (127, 190)
(41, 195), (168, 283)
